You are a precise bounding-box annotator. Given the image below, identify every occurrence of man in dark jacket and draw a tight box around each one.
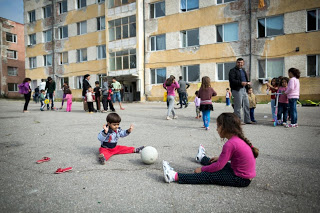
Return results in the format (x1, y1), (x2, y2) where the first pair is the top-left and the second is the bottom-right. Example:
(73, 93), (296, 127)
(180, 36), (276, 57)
(177, 76), (190, 108)
(45, 77), (56, 110)
(229, 58), (252, 124)
(82, 74), (91, 111)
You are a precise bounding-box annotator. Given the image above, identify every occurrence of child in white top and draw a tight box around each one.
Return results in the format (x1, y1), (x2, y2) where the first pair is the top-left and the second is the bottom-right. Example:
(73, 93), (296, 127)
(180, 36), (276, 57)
(194, 91), (201, 119)
(85, 87), (95, 113)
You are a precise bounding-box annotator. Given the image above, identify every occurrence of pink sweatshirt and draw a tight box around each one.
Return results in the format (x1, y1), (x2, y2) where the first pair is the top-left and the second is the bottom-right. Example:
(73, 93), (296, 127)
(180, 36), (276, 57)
(201, 136), (256, 179)
(285, 77), (300, 99)
(164, 81), (179, 96)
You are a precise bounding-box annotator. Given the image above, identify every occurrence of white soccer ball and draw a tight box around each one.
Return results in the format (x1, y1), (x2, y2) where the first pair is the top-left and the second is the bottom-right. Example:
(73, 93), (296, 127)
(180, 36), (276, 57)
(140, 146), (158, 165)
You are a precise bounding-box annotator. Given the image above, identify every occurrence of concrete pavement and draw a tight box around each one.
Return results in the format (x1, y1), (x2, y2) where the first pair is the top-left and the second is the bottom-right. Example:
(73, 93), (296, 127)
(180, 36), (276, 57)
(0, 99), (319, 212)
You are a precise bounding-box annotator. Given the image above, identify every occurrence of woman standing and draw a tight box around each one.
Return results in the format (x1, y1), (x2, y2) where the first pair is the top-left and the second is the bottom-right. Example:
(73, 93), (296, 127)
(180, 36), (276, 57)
(19, 78), (32, 113)
(198, 76), (217, 130)
(163, 76), (179, 120)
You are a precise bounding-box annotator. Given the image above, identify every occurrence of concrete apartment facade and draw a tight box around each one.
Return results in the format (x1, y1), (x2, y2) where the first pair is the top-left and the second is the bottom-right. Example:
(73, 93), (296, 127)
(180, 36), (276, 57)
(0, 18), (25, 98)
(24, 0), (320, 101)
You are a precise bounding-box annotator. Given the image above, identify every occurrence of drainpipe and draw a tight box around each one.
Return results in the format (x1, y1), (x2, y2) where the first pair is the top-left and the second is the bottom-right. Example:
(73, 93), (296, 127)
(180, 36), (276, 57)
(248, 0), (252, 81)
(143, 0), (146, 101)
(51, 0), (56, 81)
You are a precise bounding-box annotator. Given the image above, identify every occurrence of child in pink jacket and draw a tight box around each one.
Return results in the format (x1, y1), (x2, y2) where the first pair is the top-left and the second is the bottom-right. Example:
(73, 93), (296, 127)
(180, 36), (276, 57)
(285, 68), (300, 128)
(64, 89), (73, 112)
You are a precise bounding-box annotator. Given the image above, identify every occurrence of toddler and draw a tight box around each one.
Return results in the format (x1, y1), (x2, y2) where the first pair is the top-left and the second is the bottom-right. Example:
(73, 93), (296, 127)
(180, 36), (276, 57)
(277, 77), (289, 126)
(85, 87), (95, 113)
(247, 87), (257, 123)
(97, 113), (144, 164)
(94, 81), (101, 112)
(39, 90), (46, 111)
(64, 89), (73, 112)
(266, 78), (279, 121)
(194, 91), (201, 119)
(226, 88), (231, 106)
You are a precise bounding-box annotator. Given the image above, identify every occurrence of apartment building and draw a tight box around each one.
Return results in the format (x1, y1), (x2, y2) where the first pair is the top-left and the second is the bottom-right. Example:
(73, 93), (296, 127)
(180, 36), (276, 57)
(144, 0), (320, 101)
(24, 0), (320, 101)
(0, 18), (25, 98)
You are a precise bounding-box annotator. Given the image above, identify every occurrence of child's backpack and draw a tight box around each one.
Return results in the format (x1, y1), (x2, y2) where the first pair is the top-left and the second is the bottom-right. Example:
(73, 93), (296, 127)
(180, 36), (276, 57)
(18, 83), (29, 94)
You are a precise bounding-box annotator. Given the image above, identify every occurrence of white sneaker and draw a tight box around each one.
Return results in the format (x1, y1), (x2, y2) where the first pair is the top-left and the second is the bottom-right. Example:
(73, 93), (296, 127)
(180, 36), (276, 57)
(195, 144), (206, 163)
(173, 115), (178, 119)
(166, 116), (172, 120)
(162, 160), (176, 183)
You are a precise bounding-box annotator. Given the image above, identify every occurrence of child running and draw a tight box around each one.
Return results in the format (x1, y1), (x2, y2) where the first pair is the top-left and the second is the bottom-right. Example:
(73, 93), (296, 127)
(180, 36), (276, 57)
(162, 112), (258, 187)
(64, 89), (73, 112)
(285, 68), (300, 128)
(97, 113), (144, 164)
(39, 90), (46, 111)
(266, 78), (279, 121)
(277, 77), (289, 126)
(198, 76), (217, 130)
(194, 91), (201, 119)
(247, 87), (257, 123)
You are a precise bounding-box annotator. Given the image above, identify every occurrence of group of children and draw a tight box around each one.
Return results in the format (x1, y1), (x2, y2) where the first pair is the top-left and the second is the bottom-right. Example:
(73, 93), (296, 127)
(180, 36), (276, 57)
(86, 81), (114, 113)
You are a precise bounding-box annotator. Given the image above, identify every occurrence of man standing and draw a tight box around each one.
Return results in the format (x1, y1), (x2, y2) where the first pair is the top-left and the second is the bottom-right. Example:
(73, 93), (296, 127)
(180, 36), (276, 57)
(177, 76), (190, 108)
(45, 77), (56, 110)
(229, 58), (252, 124)
(82, 74), (91, 111)
(101, 77), (109, 112)
(111, 77), (124, 110)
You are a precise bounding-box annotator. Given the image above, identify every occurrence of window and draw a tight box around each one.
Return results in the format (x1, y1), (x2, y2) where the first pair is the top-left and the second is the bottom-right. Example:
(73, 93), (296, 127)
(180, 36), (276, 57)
(29, 34), (36, 45)
(59, 26), (68, 39)
(307, 9), (320, 31)
(6, 33), (17, 43)
(98, 0), (105, 3)
(151, 68), (166, 84)
(258, 58), (284, 78)
(258, 15), (284, 38)
(217, 22), (239, 42)
(77, 48), (88, 62)
(97, 45), (106, 59)
(217, 0), (236, 4)
(108, 0), (133, 8)
(60, 77), (69, 87)
(77, 21), (87, 35)
(8, 83), (18, 92)
(150, 1), (165, 18)
(29, 10), (36, 22)
(43, 5), (52, 18)
(217, 62), (235, 80)
(59, 0), (68, 14)
(44, 29), (52, 42)
(182, 65), (200, 82)
(97, 16), (106, 31)
(108, 15), (136, 41)
(7, 50), (17, 59)
(29, 57), (37, 68)
(75, 76), (83, 89)
(109, 49), (136, 71)
(181, 29), (199, 47)
(7, 67), (18, 76)
(181, 0), (198, 12)
(78, 0), (86, 9)
(59, 52), (68, 64)
(98, 74), (106, 86)
(44, 54), (53, 66)
(151, 34), (166, 51)
(307, 55), (320, 76)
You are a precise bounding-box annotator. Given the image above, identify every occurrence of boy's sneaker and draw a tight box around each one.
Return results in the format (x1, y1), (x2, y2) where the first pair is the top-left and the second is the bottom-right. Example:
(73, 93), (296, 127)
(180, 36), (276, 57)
(135, 146), (145, 153)
(285, 124), (298, 128)
(162, 161), (176, 183)
(277, 120), (282, 125)
(195, 144), (206, 163)
(282, 122), (287, 126)
(166, 116), (172, 120)
(98, 154), (105, 165)
(173, 115), (178, 119)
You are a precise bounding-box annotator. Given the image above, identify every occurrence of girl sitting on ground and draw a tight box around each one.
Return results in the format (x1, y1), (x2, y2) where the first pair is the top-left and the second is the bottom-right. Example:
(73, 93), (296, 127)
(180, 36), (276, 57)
(162, 112), (259, 187)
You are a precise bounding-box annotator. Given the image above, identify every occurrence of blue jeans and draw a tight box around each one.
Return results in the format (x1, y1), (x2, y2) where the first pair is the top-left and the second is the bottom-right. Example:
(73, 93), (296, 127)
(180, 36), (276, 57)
(112, 92), (121, 103)
(271, 99), (276, 120)
(202, 110), (211, 128)
(226, 98), (230, 106)
(277, 102), (288, 122)
(250, 108), (256, 122)
(288, 98), (298, 124)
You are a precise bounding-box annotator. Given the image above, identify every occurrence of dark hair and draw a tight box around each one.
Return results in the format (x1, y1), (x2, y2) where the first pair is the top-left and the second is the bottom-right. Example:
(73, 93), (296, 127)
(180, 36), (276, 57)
(40, 89), (45, 93)
(216, 113), (259, 158)
(112, 77), (117, 80)
(23, 78), (31, 83)
(226, 88), (229, 90)
(66, 89), (72, 94)
(200, 76), (211, 89)
(179, 76), (182, 80)
(108, 85), (113, 89)
(47, 77), (52, 81)
(64, 82), (69, 86)
(84, 74), (90, 79)
(246, 85), (253, 93)
(95, 81), (99, 85)
(195, 90), (199, 95)
(237, 58), (244, 62)
(107, 113), (121, 123)
(288, 68), (300, 79)
(165, 77), (173, 86)
(281, 77), (289, 86)
(271, 77), (279, 87)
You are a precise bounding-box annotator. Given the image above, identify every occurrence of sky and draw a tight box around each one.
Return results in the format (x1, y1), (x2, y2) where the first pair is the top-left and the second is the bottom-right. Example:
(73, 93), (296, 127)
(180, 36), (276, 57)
(0, 0), (24, 23)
